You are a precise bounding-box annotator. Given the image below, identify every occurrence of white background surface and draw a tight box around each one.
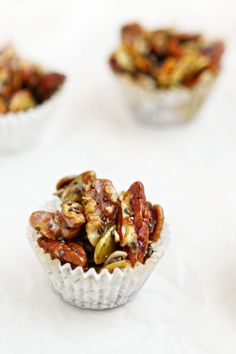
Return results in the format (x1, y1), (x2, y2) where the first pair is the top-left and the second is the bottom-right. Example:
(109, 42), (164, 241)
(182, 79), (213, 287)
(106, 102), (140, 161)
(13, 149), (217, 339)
(0, 0), (236, 353)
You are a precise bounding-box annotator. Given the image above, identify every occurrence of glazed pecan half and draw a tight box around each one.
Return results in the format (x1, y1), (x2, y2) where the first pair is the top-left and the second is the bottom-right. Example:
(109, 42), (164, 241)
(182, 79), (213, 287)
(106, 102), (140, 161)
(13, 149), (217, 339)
(118, 181), (151, 266)
(37, 236), (87, 267)
(29, 201), (85, 241)
(148, 204), (164, 242)
(56, 170), (96, 203)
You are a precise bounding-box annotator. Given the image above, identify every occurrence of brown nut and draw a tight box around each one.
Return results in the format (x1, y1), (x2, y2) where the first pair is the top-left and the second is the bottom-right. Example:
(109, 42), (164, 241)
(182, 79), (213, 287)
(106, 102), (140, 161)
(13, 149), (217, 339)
(0, 65), (10, 85)
(0, 97), (7, 114)
(150, 30), (169, 55)
(61, 201), (85, 229)
(0, 43), (16, 65)
(35, 72), (65, 102)
(150, 204), (164, 242)
(202, 41), (225, 71)
(29, 207), (84, 241)
(119, 190), (137, 247)
(59, 171), (96, 203)
(174, 33), (201, 43)
(121, 23), (145, 46)
(37, 237), (87, 267)
(56, 175), (77, 191)
(146, 202), (156, 234)
(29, 211), (61, 239)
(118, 181), (150, 266)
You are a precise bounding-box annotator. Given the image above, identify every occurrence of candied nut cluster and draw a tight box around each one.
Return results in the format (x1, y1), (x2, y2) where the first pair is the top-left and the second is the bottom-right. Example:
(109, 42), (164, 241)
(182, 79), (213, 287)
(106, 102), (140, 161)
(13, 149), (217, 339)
(0, 44), (65, 114)
(29, 171), (164, 272)
(109, 23), (224, 88)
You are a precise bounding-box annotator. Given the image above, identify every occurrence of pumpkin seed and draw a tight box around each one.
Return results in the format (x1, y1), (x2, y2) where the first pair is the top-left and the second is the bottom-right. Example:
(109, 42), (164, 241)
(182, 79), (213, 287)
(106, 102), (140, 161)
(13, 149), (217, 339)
(103, 260), (131, 272)
(94, 225), (116, 264)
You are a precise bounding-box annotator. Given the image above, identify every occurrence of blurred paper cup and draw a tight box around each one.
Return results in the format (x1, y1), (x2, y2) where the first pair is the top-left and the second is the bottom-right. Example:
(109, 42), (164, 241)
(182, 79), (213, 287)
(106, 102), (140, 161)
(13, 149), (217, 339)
(116, 72), (216, 124)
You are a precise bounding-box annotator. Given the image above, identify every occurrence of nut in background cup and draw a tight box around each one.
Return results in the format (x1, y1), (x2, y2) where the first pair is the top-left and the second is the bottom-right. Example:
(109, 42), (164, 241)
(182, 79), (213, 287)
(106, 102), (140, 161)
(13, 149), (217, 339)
(0, 84), (65, 152)
(27, 199), (171, 310)
(117, 72), (217, 124)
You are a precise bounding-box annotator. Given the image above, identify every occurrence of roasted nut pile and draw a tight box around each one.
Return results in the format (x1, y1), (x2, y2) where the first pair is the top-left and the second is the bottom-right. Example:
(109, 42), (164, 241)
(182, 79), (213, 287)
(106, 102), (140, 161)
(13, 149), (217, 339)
(0, 44), (65, 114)
(29, 171), (164, 272)
(109, 23), (224, 88)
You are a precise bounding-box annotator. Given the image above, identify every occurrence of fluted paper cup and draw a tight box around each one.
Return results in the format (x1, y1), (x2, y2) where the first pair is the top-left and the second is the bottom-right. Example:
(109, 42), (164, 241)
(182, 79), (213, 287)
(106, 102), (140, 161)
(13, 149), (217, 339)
(0, 84), (65, 152)
(116, 71), (217, 124)
(27, 198), (171, 310)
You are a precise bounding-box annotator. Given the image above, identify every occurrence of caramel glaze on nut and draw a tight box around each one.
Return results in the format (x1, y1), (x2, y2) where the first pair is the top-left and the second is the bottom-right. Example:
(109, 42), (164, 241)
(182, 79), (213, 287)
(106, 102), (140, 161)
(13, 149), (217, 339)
(84, 178), (120, 247)
(37, 237), (87, 267)
(118, 181), (151, 266)
(56, 171), (96, 203)
(29, 202), (85, 241)
(30, 171), (165, 272)
(150, 204), (164, 242)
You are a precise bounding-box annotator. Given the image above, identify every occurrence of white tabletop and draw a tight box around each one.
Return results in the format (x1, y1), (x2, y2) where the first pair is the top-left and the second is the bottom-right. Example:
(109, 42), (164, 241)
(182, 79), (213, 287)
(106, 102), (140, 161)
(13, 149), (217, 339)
(0, 1), (235, 353)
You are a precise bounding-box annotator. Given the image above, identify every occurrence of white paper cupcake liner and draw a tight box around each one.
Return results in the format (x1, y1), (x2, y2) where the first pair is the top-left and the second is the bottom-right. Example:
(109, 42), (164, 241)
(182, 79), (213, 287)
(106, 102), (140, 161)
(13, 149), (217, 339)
(116, 71), (217, 124)
(27, 198), (171, 310)
(0, 83), (65, 152)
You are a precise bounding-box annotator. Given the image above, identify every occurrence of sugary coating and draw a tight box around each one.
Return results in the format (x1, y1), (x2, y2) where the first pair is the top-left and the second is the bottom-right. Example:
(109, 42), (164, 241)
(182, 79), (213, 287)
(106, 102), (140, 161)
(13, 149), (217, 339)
(29, 171), (164, 272)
